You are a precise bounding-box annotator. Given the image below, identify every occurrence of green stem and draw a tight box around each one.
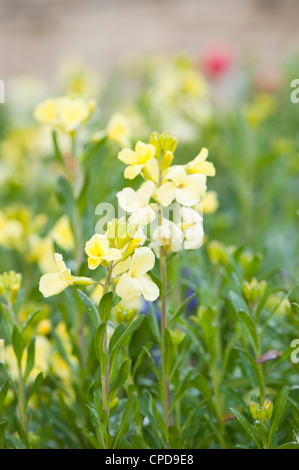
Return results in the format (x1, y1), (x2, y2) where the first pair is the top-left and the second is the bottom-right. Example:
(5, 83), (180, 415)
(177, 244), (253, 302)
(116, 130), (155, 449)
(101, 262), (113, 448)
(17, 364), (27, 436)
(158, 205), (171, 440)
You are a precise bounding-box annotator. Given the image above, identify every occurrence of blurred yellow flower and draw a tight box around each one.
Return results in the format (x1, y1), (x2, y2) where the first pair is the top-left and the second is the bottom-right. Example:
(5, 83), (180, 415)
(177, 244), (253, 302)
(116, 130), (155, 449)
(37, 319), (51, 336)
(39, 253), (93, 297)
(201, 190), (219, 214)
(34, 96), (97, 134)
(107, 113), (131, 147)
(85, 234), (122, 270)
(5, 336), (51, 383)
(50, 215), (75, 251)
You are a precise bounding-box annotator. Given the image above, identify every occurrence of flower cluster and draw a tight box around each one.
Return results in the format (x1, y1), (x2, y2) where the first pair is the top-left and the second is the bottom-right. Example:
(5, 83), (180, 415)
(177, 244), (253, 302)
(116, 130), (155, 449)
(40, 217), (159, 303)
(34, 96), (97, 135)
(117, 131), (215, 256)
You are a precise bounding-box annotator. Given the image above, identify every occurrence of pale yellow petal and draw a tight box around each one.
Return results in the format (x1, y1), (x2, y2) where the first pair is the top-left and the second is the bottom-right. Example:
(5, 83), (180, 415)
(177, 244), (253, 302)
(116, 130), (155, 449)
(116, 273), (143, 302)
(118, 148), (138, 165)
(138, 275), (160, 302)
(124, 164), (143, 180)
(39, 273), (72, 297)
(129, 247), (155, 278)
(117, 187), (142, 213)
(156, 182), (176, 207)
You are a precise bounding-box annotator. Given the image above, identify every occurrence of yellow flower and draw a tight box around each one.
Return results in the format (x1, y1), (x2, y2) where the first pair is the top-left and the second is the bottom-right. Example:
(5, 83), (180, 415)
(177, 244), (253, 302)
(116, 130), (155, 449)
(117, 181), (156, 226)
(107, 113), (131, 147)
(118, 141), (157, 180)
(37, 319), (51, 336)
(39, 253), (93, 297)
(200, 190), (219, 214)
(50, 215), (75, 251)
(116, 247), (159, 302)
(85, 234), (122, 270)
(185, 148), (215, 177)
(152, 219), (184, 256)
(34, 96), (97, 134)
(5, 336), (51, 383)
(157, 165), (207, 207)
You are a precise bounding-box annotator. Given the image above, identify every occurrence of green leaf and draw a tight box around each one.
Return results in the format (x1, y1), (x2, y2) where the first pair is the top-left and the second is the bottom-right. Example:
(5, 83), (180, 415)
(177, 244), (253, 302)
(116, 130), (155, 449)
(108, 359), (131, 403)
(268, 386), (289, 448)
(94, 323), (107, 370)
(169, 294), (196, 326)
(0, 380), (9, 412)
(77, 289), (100, 327)
(109, 323), (126, 353)
(112, 393), (137, 449)
(109, 315), (145, 357)
(99, 292), (113, 323)
(12, 326), (25, 367)
(148, 304), (160, 344)
(24, 337), (35, 383)
(278, 442), (299, 449)
(168, 425), (182, 449)
(230, 407), (261, 449)
(26, 372), (44, 407)
(238, 309), (258, 351)
(21, 308), (41, 333)
(0, 419), (8, 448)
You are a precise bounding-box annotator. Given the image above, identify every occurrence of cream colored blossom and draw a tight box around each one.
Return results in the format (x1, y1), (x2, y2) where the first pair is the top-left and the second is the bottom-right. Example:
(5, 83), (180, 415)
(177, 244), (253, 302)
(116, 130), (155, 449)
(116, 247), (159, 302)
(179, 207), (204, 250)
(157, 165), (207, 207)
(39, 253), (93, 297)
(117, 181), (156, 226)
(152, 218), (184, 255)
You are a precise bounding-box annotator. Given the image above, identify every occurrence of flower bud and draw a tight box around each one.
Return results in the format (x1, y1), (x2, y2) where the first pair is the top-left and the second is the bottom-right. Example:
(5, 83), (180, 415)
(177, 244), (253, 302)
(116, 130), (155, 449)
(249, 399), (273, 425)
(242, 278), (266, 304)
(160, 151), (174, 171)
(149, 131), (177, 158)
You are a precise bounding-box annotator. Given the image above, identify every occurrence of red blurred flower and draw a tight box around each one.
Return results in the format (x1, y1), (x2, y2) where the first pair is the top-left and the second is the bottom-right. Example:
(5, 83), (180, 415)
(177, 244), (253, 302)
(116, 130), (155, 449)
(200, 45), (232, 79)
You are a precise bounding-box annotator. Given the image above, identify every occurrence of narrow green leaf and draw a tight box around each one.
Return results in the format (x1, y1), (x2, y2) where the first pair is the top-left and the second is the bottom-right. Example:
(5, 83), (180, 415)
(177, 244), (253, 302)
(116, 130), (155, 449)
(108, 359), (131, 403)
(24, 337), (35, 383)
(112, 393), (137, 449)
(12, 326), (25, 367)
(230, 407), (261, 449)
(238, 309), (259, 351)
(26, 372), (44, 407)
(0, 419), (8, 448)
(109, 315), (145, 357)
(169, 294), (196, 326)
(0, 380), (9, 412)
(148, 304), (160, 344)
(99, 292), (113, 323)
(268, 386), (289, 448)
(77, 289), (100, 327)
(168, 425), (182, 449)
(94, 323), (107, 369)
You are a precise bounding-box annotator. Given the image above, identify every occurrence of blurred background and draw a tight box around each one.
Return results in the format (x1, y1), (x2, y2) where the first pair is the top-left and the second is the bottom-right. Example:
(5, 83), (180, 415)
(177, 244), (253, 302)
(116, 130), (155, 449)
(1, 0), (299, 80)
